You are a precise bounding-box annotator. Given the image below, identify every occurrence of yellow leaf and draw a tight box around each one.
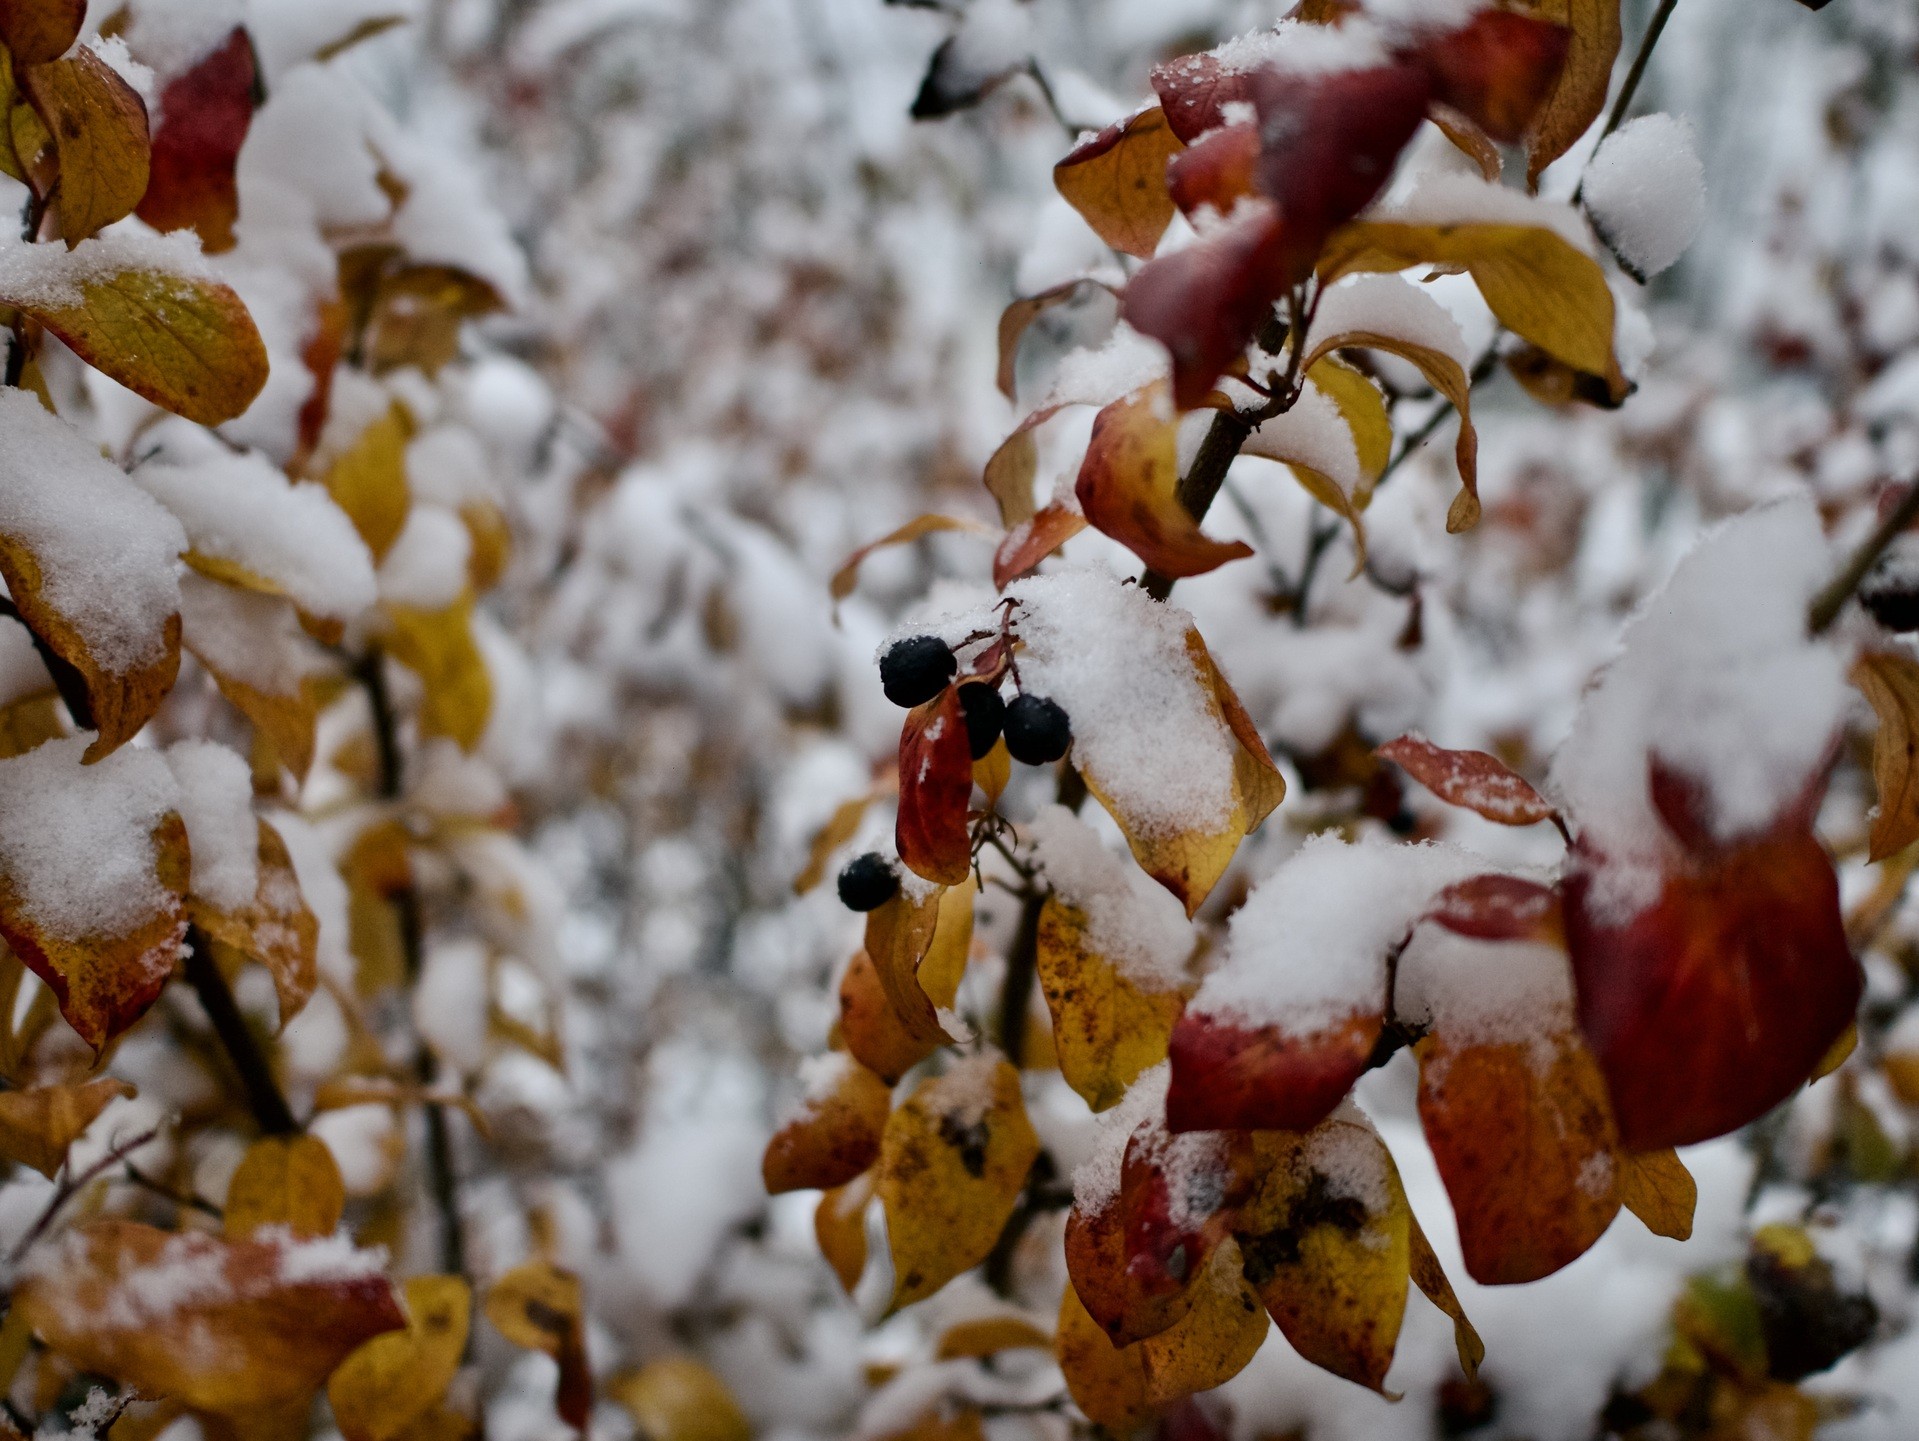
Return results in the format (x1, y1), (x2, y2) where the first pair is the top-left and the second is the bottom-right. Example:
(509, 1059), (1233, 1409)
(607, 1357), (751, 1441)
(18, 48), (149, 246)
(0, 690), (62, 760)
(1054, 1279), (1154, 1432)
(1054, 106), (1183, 260)
(862, 885), (951, 1048)
(483, 1262), (591, 1428)
(460, 500), (511, 592)
(179, 577), (329, 782)
(1617, 1149), (1697, 1242)
(328, 1276), (471, 1441)
(1306, 355), (1392, 491)
(363, 264), (504, 378)
(1408, 1215), (1483, 1382)
(1236, 1117), (1410, 1394)
(1812, 1021), (1859, 1082)
(0, 1076), (134, 1177)
(1517, 0), (1622, 187)
(877, 1053), (1039, 1309)
(1851, 650), (1919, 861)
(1036, 895), (1188, 1111)
(5, 259), (269, 426)
(1319, 222), (1623, 409)
(934, 1315), (1053, 1360)
(919, 877), (974, 1012)
(324, 405), (414, 562)
(972, 737), (1010, 805)
(382, 599), (492, 752)
(16, 1219), (403, 1414)
(793, 793), (874, 894)
(224, 1134), (345, 1240)
(815, 1172), (872, 1295)
(1137, 1237), (1268, 1405)
(192, 819), (319, 1032)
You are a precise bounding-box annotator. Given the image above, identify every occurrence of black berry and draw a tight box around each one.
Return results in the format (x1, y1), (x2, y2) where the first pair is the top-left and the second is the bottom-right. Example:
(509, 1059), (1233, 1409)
(837, 852), (899, 912)
(957, 682), (1005, 759)
(1003, 694), (1072, 765)
(880, 635), (957, 708)
(1862, 581), (1919, 633)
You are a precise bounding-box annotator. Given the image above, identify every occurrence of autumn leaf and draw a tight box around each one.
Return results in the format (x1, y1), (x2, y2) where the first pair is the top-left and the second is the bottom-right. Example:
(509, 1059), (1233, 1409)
(1165, 1007), (1379, 1135)
(1137, 1237), (1268, 1405)
(1165, 121), (1260, 220)
(815, 1172), (872, 1295)
(381, 599), (492, 752)
(1411, 10), (1572, 144)
(831, 515), (993, 604)
(1065, 1195), (1200, 1349)
(16, 1219), (403, 1413)
(1149, 53), (1253, 145)
(224, 1134), (346, 1241)
(876, 1052), (1039, 1309)
(1409, 1216), (1484, 1381)
(1054, 1278), (1155, 1432)
(997, 279), (1111, 400)
(1618, 1149), (1697, 1242)
(1119, 1118), (1255, 1324)
(135, 28), (259, 252)
(324, 404), (414, 561)
(0, 739), (189, 1050)
(935, 1314), (1053, 1360)
(19, 48), (150, 245)
(608, 1358), (751, 1441)
(179, 575), (330, 782)
(1515, 0), (1622, 186)
(839, 948), (941, 1084)
(0, 0), (83, 65)
(762, 1053), (892, 1194)
(1851, 650), (1919, 860)
(1054, 105), (1182, 260)
(1564, 772), (1861, 1150)
(1306, 355), (1392, 492)
(1234, 1116), (1410, 1393)
(1036, 894), (1189, 1111)
(329, 1276), (471, 1441)
(1378, 733), (1559, 828)
(863, 883), (952, 1046)
(191, 818), (319, 1032)
(0, 1076), (134, 1177)
(1075, 384), (1254, 579)
(484, 1262), (592, 1429)
(992, 502), (1086, 589)
(896, 686), (974, 886)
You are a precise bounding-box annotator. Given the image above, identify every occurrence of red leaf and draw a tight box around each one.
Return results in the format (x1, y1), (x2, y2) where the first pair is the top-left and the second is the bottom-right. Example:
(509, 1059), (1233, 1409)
(1119, 1121), (1252, 1307)
(1149, 53), (1256, 145)
(1165, 1008), (1378, 1134)
(1564, 802), (1861, 1151)
(1378, 733), (1559, 828)
(896, 686), (974, 885)
(993, 502), (1087, 588)
(1066, 1195), (1197, 1347)
(1166, 122), (1261, 219)
(134, 28), (260, 253)
(1408, 11), (1572, 145)
(1424, 875), (1561, 944)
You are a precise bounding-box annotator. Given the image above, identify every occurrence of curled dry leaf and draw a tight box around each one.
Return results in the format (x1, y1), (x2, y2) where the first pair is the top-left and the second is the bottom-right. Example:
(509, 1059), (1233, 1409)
(863, 884), (951, 1047)
(1080, 628), (1285, 918)
(761, 1055), (893, 1194)
(1234, 1117), (1411, 1394)
(830, 515), (994, 604)
(1075, 383), (1254, 580)
(1850, 650), (1919, 861)
(1306, 355), (1392, 491)
(0, 0), (84, 65)
(0, 1076), (135, 1178)
(135, 28), (259, 253)
(1036, 894), (1190, 1111)
(896, 686), (974, 885)
(876, 1053), (1039, 1309)
(1377, 733), (1558, 828)
(839, 948), (940, 1084)
(1054, 105), (1183, 261)
(1409, 1215), (1484, 1381)
(329, 1275), (471, 1441)
(483, 1262), (592, 1429)
(223, 1134), (346, 1241)
(15, 1219), (403, 1413)
(996, 279), (1111, 401)
(1618, 1148), (1697, 1242)
(18, 49), (150, 246)
(191, 818), (319, 1032)
(992, 502), (1086, 589)
(381, 600), (492, 752)
(1515, 0), (1622, 187)
(815, 1172), (873, 1295)
(608, 1357), (752, 1441)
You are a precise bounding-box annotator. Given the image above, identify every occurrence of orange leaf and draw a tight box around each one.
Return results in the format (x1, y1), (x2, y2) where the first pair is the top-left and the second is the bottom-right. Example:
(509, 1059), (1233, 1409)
(1054, 106), (1182, 260)
(876, 1053), (1039, 1310)
(762, 1054), (892, 1194)
(0, 1076), (134, 1178)
(992, 502), (1086, 589)
(815, 1173), (872, 1295)
(1517, 0), (1622, 187)
(838, 949), (940, 1085)
(0, 0), (82, 64)
(1074, 384), (1254, 579)
(382, 599), (492, 752)
(16, 1219), (403, 1413)
(483, 1262), (592, 1429)
(1851, 650), (1919, 860)
(1118, 1118), (1255, 1327)
(1377, 733), (1558, 827)
(191, 818), (319, 1032)
(224, 1134), (345, 1241)
(831, 515), (993, 604)
(896, 687), (974, 885)
(134, 28), (258, 253)
(934, 1314), (1052, 1360)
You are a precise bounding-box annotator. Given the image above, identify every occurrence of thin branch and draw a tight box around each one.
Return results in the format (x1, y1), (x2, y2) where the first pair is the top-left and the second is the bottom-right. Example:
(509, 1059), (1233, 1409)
(1585, 0), (1682, 179)
(9, 1126), (161, 1266)
(122, 1163), (224, 1220)
(183, 929), (299, 1137)
(1810, 479), (1919, 634)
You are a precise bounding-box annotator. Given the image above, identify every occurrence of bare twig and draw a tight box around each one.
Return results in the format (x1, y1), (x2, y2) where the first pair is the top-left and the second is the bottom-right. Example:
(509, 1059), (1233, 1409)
(1810, 479), (1919, 634)
(9, 1127), (162, 1266)
(1577, 0), (1683, 206)
(183, 929), (299, 1137)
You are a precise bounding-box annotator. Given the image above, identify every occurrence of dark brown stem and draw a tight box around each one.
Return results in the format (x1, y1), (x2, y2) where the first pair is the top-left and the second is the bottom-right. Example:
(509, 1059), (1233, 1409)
(8, 1127), (161, 1265)
(0, 598), (95, 732)
(184, 928), (299, 1136)
(1588, 0), (1682, 172)
(1810, 479), (1919, 634)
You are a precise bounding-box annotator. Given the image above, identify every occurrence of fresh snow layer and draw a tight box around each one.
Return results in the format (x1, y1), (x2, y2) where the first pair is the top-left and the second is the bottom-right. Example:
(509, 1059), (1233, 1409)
(1026, 805), (1194, 989)
(1381, 173), (1593, 253)
(1071, 1062), (1168, 1214)
(165, 741), (259, 913)
(133, 452), (377, 622)
(1308, 274), (1471, 370)
(1548, 498), (1845, 921)
(0, 736), (180, 940)
(1244, 374), (1364, 499)
(378, 504), (472, 610)
(1189, 833), (1487, 1031)
(1396, 925), (1576, 1052)
(1582, 113), (1707, 280)
(0, 391), (187, 675)
(0, 230), (214, 312)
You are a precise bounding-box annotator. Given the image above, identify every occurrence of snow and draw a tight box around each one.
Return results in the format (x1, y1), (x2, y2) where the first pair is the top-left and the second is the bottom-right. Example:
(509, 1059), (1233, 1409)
(122, 0), (246, 80)
(176, 572), (330, 698)
(269, 812), (353, 986)
(1307, 274), (1471, 370)
(1395, 925), (1574, 1053)
(131, 451), (377, 623)
(0, 736), (180, 941)
(1188, 834), (1487, 1031)
(407, 425), (502, 508)
(378, 505), (473, 609)
(0, 230), (214, 312)
(1024, 804), (1194, 989)
(1007, 569), (1238, 838)
(0, 391), (186, 676)
(1243, 373), (1364, 500)
(1296, 1102), (1394, 1215)
(1583, 114), (1708, 281)
(1071, 1062), (1167, 1214)
(1548, 498), (1846, 921)
(1196, 21), (1387, 81)
(1042, 325), (1168, 411)
(1380, 172), (1594, 253)
(164, 741), (258, 913)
